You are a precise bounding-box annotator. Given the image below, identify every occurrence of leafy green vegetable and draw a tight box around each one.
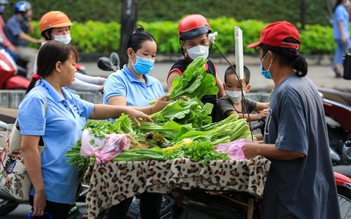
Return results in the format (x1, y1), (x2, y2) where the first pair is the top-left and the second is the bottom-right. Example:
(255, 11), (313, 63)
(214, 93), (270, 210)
(163, 140), (229, 165)
(134, 120), (193, 141)
(167, 57), (219, 100)
(172, 114), (252, 144)
(66, 140), (95, 178)
(150, 97), (213, 128)
(112, 148), (167, 162)
(83, 114), (133, 139)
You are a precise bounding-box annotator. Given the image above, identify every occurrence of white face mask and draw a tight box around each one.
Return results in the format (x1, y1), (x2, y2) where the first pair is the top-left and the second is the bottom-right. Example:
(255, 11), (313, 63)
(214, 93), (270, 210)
(52, 34), (72, 44)
(345, 0), (351, 7)
(186, 45), (209, 60)
(226, 90), (243, 104)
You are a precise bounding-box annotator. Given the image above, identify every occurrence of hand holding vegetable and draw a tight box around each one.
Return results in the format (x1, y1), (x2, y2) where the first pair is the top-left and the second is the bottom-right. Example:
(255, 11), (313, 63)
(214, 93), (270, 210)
(123, 107), (153, 126)
(151, 94), (172, 114)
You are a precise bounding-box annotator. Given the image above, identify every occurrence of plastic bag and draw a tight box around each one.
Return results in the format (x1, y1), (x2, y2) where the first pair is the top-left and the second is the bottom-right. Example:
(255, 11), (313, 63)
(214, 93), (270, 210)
(214, 139), (252, 160)
(80, 129), (130, 164)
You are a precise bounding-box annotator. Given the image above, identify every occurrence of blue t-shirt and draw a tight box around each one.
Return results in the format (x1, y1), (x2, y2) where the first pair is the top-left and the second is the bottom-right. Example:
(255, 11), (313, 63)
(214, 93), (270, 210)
(18, 79), (94, 204)
(262, 75), (340, 218)
(333, 4), (349, 40)
(4, 15), (28, 47)
(103, 65), (165, 107)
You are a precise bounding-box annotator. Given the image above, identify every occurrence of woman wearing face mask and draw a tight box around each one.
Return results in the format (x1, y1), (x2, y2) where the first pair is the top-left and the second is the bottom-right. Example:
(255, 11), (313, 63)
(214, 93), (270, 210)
(218, 64), (269, 121)
(101, 26), (169, 219)
(37, 11), (106, 94)
(167, 14), (225, 122)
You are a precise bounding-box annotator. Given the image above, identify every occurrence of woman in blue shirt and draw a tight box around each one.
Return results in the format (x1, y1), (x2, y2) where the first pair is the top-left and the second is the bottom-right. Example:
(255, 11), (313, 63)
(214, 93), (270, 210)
(102, 27), (168, 219)
(18, 41), (152, 219)
(332, 0), (351, 77)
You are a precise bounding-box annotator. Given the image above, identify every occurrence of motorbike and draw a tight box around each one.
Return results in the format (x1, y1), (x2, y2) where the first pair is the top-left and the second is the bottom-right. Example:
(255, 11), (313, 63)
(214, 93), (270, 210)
(0, 48), (30, 90)
(318, 87), (351, 166)
(97, 51), (120, 72)
(0, 39), (88, 91)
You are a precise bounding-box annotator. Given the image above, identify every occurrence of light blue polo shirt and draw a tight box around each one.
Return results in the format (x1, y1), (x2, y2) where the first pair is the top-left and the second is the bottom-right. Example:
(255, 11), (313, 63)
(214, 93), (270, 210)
(103, 65), (165, 107)
(333, 4), (349, 40)
(18, 79), (94, 204)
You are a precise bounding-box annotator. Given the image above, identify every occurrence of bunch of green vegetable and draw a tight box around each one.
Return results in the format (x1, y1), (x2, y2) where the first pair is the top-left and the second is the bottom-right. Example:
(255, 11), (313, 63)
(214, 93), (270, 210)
(150, 97), (213, 128)
(66, 140), (95, 177)
(112, 148), (166, 162)
(163, 140), (230, 166)
(66, 54), (254, 169)
(167, 57), (218, 100)
(172, 114), (252, 145)
(83, 114), (133, 139)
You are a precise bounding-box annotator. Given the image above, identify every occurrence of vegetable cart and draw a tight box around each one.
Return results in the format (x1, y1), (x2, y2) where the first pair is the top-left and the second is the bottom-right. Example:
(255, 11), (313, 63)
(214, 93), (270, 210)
(69, 57), (271, 218)
(83, 156), (270, 219)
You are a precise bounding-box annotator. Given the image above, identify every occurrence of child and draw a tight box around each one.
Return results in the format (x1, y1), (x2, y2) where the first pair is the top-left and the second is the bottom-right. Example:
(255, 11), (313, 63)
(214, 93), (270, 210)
(218, 64), (269, 121)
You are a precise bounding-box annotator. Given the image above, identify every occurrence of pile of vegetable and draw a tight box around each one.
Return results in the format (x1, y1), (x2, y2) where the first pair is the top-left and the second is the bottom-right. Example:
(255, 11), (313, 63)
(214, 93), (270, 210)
(166, 57), (218, 100)
(66, 57), (253, 174)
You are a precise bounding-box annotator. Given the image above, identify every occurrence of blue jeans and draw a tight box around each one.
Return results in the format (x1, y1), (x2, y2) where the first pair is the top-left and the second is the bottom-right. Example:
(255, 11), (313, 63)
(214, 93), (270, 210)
(334, 38), (351, 67)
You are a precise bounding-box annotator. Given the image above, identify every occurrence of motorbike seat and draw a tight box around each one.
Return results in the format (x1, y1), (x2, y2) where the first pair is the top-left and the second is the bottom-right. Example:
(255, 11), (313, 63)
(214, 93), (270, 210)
(318, 87), (351, 106)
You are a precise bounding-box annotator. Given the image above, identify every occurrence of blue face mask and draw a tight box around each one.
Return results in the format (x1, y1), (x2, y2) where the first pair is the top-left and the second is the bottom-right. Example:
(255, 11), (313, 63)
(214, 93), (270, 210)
(260, 53), (272, 79)
(132, 53), (155, 75)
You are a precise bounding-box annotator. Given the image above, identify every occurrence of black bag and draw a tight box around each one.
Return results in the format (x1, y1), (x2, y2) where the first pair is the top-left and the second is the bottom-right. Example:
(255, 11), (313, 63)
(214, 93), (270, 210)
(343, 53), (351, 80)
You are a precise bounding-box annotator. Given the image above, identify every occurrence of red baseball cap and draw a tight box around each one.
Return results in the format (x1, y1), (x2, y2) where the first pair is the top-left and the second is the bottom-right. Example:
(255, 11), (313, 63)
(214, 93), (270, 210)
(247, 20), (301, 50)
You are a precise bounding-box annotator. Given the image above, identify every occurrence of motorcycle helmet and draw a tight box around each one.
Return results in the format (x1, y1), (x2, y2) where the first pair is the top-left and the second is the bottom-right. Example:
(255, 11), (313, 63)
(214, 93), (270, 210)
(39, 11), (72, 39)
(0, 0), (8, 4)
(14, 1), (31, 13)
(178, 14), (212, 40)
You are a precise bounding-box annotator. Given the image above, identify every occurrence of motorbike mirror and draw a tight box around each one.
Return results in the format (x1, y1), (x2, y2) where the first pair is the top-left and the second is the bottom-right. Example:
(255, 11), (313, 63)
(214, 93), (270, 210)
(110, 52), (120, 70)
(97, 57), (115, 71)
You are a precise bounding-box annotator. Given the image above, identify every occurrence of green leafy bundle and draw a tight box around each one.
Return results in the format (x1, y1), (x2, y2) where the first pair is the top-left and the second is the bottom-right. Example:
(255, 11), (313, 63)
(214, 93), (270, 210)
(167, 57), (219, 100)
(150, 97), (213, 128)
(163, 140), (230, 166)
(172, 114), (252, 145)
(83, 114), (133, 139)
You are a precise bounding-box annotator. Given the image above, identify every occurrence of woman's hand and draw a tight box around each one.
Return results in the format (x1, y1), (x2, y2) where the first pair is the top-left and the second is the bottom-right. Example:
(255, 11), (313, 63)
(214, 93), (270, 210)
(32, 190), (46, 216)
(124, 108), (153, 126)
(151, 94), (171, 113)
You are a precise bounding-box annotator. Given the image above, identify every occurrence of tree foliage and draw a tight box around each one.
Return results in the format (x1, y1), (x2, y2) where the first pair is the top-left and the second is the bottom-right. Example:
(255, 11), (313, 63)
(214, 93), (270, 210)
(3, 0), (332, 26)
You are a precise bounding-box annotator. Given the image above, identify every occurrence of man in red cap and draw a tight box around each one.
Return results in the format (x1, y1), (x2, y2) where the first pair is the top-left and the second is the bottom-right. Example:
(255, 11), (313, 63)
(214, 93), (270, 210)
(242, 21), (340, 218)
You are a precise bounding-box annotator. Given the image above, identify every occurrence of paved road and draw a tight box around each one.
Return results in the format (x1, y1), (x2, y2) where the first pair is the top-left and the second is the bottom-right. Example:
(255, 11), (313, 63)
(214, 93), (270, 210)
(80, 56), (351, 93)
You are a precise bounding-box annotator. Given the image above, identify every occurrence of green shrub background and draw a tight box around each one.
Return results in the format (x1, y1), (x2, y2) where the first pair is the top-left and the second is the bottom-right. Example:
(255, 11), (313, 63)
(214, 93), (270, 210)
(28, 18), (335, 56)
(4, 0), (335, 55)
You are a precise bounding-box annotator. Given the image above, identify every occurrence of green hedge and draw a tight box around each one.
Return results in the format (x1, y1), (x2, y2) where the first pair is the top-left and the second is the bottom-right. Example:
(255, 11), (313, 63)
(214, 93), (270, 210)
(29, 18), (335, 55)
